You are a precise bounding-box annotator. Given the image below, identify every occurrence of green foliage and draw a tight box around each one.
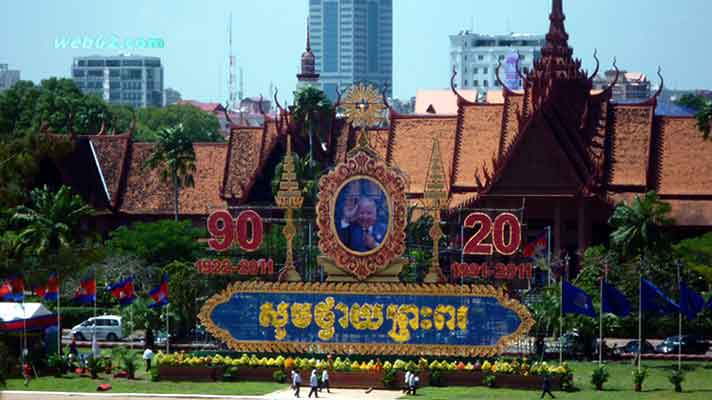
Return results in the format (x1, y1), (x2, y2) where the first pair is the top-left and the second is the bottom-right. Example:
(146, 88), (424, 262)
(669, 370), (684, 389)
(135, 104), (222, 142)
(144, 124), (196, 221)
(591, 366), (610, 390)
(382, 368), (397, 387)
(87, 356), (103, 379)
(483, 373), (496, 388)
(430, 369), (444, 387)
(674, 233), (712, 285)
(150, 364), (160, 381)
(164, 260), (208, 337)
(107, 104), (135, 133)
(609, 191), (673, 258)
(272, 369), (286, 383)
(675, 94), (712, 139)
(108, 220), (203, 266)
(0, 341), (11, 386)
(47, 354), (65, 377)
(632, 368), (648, 386)
(291, 86), (334, 160)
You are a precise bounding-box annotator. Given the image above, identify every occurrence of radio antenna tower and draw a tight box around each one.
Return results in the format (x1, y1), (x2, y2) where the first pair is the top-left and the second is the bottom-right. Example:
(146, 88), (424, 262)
(228, 12), (237, 110)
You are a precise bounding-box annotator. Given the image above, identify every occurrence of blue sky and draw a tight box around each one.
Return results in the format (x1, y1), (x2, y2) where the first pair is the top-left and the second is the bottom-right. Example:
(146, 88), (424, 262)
(2, 0), (711, 103)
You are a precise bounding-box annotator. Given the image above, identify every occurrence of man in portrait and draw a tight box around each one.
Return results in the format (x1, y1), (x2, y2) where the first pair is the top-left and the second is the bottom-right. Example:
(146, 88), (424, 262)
(338, 197), (387, 252)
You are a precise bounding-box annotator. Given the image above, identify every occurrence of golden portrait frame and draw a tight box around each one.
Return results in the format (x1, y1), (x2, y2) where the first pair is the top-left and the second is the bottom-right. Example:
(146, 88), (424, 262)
(317, 149), (408, 281)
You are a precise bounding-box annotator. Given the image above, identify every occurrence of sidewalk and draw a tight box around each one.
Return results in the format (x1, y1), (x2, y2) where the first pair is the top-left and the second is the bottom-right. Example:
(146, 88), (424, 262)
(0, 389), (402, 400)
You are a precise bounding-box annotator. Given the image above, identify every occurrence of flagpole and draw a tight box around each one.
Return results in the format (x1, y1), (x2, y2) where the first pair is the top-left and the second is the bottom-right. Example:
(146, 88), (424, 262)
(599, 261), (605, 365)
(559, 253), (568, 365)
(57, 271), (61, 355)
(676, 260), (682, 372)
(638, 258), (643, 372)
(165, 303), (169, 354)
(546, 226), (552, 285)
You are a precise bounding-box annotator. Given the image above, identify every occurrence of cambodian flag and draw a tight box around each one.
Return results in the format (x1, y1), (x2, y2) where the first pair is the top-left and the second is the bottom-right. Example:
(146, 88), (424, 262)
(74, 277), (96, 304)
(1, 275), (25, 302)
(107, 277), (135, 306)
(34, 273), (59, 301)
(148, 274), (169, 309)
(522, 233), (547, 258)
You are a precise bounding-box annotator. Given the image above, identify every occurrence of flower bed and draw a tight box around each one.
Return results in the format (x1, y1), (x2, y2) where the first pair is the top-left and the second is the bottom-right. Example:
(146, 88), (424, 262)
(154, 352), (573, 390)
(157, 366), (225, 381)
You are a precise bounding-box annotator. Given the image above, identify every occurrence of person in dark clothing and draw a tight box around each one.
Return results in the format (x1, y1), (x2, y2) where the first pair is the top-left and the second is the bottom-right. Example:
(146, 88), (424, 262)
(541, 374), (556, 398)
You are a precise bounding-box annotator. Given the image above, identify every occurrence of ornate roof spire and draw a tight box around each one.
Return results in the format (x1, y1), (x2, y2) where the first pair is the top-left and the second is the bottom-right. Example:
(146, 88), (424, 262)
(298, 18), (319, 83)
(546, 0), (568, 48)
(306, 18), (311, 52)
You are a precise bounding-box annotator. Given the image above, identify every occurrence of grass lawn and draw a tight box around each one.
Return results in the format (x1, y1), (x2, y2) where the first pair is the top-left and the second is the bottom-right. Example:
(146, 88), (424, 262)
(2, 368), (285, 396)
(404, 361), (712, 400)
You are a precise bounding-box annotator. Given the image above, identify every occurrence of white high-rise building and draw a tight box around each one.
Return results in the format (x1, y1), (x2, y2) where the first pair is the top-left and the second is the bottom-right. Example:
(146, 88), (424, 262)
(0, 64), (21, 92)
(308, 0), (393, 101)
(71, 55), (163, 108)
(449, 32), (545, 94)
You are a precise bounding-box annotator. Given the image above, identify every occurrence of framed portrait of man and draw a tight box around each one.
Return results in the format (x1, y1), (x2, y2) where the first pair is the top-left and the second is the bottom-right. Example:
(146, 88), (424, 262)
(333, 177), (390, 255)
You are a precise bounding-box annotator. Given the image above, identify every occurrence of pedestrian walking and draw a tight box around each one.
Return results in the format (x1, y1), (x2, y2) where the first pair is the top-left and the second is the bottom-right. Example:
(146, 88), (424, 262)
(142, 347), (154, 372)
(402, 369), (412, 393)
(22, 361), (32, 387)
(320, 368), (330, 393)
(308, 369), (319, 398)
(540, 374), (556, 398)
(407, 370), (420, 395)
(292, 369), (302, 398)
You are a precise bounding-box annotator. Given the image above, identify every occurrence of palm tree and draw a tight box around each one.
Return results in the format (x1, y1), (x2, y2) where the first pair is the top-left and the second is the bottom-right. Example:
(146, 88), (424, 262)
(609, 191), (673, 258)
(11, 185), (93, 266)
(698, 102), (712, 139)
(291, 86), (334, 162)
(145, 124), (196, 221)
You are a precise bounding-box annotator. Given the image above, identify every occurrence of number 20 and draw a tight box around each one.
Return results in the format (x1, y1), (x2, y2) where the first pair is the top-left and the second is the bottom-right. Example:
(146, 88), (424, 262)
(463, 212), (521, 256)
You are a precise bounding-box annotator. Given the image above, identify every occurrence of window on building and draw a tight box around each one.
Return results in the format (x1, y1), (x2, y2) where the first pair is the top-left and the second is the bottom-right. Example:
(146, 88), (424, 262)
(464, 80), (468, 86)
(473, 67), (478, 74)
(106, 60), (120, 67)
(473, 80), (479, 86)
(464, 55), (468, 61)
(87, 60), (105, 67)
(483, 67), (488, 74)
(77, 60), (86, 67)
(498, 55), (504, 61)
(494, 80), (500, 87)
(367, 0), (379, 73)
(72, 69), (85, 77)
(109, 70), (120, 77)
(323, 1), (339, 73)
(87, 70), (103, 77)
(520, 55), (526, 61)
(484, 80), (489, 87)
(478, 55), (484, 60)
(464, 67), (468, 73)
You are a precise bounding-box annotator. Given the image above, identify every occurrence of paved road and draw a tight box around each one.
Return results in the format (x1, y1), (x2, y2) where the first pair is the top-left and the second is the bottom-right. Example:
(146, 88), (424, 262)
(0, 389), (402, 400)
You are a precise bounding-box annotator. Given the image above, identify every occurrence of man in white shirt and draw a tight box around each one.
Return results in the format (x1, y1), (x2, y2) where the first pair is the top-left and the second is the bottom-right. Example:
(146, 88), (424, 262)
(320, 368), (330, 393)
(292, 369), (302, 398)
(142, 347), (155, 372)
(403, 370), (412, 393)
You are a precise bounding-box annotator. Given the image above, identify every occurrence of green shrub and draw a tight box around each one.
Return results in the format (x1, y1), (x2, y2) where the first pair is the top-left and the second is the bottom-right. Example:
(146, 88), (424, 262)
(150, 364), (160, 381)
(273, 369), (287, 383)
(430, 370), (444, 387)
(87, 357), (103, 379)
(483, 374), (496, 388)
(632, 368), (648, 391)
(590, 366), (609, 390)
(669, 370), (684, 392)
(47, 354), (65, 377)
(382, 368), (397, 387)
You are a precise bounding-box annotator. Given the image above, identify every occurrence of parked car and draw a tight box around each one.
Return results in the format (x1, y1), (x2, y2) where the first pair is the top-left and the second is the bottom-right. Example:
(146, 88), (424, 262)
(619, 340), (655, 354)
(560, 330), (597, 357)
(70, 315), (123, 341)
(655, 335), (709, 354)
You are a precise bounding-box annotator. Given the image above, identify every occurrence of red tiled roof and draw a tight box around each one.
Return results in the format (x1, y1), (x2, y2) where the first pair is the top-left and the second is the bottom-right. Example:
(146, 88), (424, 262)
(657, 117), (712, 195)
(452, 104), (504, 188)
(120, 143), (227, 215)
(414, 89), (477, 115)
(388, 115), (458, 194)
(177, 100), (225, 113)
(608, 104), (655, 187)
(89, 134), (131, 208)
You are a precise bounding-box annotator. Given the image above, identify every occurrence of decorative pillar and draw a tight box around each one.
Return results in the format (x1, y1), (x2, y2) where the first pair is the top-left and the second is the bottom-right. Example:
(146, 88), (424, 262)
(423, 138), (448, 283)
(276, 134), (304, 282)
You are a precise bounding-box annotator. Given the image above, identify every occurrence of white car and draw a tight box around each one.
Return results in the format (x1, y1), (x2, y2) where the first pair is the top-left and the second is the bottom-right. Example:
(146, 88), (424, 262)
(71, 315), (123, 341)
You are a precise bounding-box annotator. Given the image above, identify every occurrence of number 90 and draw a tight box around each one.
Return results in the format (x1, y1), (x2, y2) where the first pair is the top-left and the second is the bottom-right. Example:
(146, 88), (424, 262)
(207, 209), (264, 252)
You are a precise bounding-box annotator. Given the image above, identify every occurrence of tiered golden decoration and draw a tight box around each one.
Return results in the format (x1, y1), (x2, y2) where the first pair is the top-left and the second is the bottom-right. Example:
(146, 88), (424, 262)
(423, 138), (449, 283)
(275, 134), (304, 282)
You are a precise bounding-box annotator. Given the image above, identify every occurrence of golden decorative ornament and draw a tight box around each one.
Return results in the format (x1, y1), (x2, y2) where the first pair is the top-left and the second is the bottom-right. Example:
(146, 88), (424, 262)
(341, 83), (386, 128)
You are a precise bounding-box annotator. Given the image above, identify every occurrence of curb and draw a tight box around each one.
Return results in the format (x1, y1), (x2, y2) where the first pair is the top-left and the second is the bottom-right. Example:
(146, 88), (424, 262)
(0, 391), (264, 399)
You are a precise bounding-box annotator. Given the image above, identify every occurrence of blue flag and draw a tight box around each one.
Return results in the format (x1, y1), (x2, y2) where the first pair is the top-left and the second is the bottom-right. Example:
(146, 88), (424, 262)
(679, 282), (704, 320)
(641, 278), (680, 315)
(601, 281), (631, 317)
(562, 281), (596, 318)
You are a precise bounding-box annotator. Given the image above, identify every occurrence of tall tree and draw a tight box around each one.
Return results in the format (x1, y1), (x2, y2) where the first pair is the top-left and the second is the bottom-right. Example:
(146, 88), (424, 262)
(675, 93), (712, 139)
(10, 185), (96, 276)
(609, 191), (673, 259)
(291, 86), (334, 162)
(136, 104), (222, 142)
(144, 124), (196, 221)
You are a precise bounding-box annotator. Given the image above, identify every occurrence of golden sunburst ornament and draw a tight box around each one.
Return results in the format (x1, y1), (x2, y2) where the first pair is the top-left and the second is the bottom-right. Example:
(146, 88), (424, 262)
(341, 83), (385, 128)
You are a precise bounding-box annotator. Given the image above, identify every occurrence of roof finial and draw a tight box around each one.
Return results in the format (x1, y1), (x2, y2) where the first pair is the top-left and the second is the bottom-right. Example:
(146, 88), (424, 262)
(546, 0), (569, 48)
(306, 17), (311, 52)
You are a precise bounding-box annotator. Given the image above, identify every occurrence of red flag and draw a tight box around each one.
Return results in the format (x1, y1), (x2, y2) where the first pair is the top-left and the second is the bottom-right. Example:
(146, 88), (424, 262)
(522, 233), (547, 258)
(0, 281), (11, 298)
(74, 277), (96, 304)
